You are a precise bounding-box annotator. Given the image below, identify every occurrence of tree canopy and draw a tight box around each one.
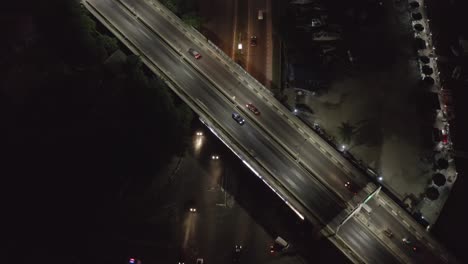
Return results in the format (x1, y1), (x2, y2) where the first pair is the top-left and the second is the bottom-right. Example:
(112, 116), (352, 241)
(1, 0), (193, 262)
(338, 121), (356, 144)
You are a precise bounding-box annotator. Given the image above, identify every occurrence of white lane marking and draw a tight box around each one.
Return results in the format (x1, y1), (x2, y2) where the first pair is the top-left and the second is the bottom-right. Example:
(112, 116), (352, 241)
(402, 220), (410, 227)
(391, 210), (397, 216)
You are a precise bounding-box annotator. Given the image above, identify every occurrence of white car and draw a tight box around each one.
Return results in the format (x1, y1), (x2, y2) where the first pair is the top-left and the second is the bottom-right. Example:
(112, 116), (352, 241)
(188, 48), (202, 59)
(196, 258), (204, 264)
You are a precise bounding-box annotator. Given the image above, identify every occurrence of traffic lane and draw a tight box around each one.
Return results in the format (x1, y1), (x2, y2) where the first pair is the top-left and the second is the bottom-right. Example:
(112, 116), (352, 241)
(339, 218), (401, 264)
(366, 200), (440, 263)
(191, 50), (368, 200)
(86, 1), (446, 263)
(123, 0), (204, 52)
(121, 0), (367, 198)
(132, 0), (369, 198)
(113, 1), (351, 211)
(90, 0), (344, 221)
(197, 55), (362, 200)
(246, 0), (267, 82)
(236, 96), (363, 201)
(206, 111), (344, 222)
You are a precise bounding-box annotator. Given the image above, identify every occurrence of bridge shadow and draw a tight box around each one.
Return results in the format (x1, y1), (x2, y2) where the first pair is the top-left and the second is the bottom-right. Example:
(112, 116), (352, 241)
(192, 120), (350, 263)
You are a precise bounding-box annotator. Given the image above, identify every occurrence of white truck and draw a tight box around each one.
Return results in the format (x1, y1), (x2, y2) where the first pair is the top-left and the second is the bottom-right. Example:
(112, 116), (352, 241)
(270, 236), (290, 253)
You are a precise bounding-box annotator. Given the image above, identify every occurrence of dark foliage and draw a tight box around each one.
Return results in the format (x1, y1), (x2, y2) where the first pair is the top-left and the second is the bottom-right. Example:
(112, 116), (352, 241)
(432, 173), (447, 187)
(425, 186), (440, 201)
(1, 0), (192, 263)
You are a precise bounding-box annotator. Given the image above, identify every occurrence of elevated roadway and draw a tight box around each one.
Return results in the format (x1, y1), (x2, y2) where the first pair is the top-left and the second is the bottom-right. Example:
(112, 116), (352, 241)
(83, 0), (458, 263)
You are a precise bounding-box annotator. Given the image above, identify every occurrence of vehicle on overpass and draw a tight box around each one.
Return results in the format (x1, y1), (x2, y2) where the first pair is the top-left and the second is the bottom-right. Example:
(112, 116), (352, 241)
(188, 48), (202, 59)
(232, 112), (245, 125)
(246, 103), (260, 115)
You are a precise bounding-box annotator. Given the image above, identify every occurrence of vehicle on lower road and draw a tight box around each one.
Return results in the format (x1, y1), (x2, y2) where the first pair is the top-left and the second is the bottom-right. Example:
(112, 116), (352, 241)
(270, 236), (290, 254)
(233, 245), (242, 263)
(250, 36), (257, 46)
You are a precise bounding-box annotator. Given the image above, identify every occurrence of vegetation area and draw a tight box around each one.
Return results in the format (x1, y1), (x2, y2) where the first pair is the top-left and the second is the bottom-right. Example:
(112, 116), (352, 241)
(1, 0), (192, 262)
(160, 0), (202, 29)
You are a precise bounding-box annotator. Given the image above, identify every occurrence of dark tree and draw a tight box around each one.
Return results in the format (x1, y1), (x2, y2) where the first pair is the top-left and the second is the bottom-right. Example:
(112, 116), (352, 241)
(436, 158), (449, 170)
(433, 173), (447, 187)
(338, 122), (356, 144)
(426, 187), (440, 200)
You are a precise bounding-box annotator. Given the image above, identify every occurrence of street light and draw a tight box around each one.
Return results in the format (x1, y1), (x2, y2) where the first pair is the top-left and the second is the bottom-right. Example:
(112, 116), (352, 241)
(340, 145), (347, 152)
(378, 176), (383, 181)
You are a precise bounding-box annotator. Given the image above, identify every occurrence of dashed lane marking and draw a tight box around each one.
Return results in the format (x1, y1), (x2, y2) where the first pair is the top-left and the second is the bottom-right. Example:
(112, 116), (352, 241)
(402, 220), (410, 227)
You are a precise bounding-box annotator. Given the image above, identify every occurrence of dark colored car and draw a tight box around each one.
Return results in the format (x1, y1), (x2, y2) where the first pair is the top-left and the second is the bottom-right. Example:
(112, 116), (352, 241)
(188, 48), (202, 59)
(402, 238), (418, 252)
(246, 103), (260, 115)
(250, 36), (257, 46)
(232, 112), (245, 125)
(345, 181), (357, 195)
(233, 245), (242, 263)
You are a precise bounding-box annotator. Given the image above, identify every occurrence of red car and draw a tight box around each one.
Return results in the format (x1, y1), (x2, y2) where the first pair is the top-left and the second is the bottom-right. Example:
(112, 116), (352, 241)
(188, 48), (202, 59)
(246, 103), (260, 115)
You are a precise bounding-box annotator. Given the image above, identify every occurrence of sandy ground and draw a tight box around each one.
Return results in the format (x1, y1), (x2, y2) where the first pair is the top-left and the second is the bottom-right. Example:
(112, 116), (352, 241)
(286, 0), (435, 203)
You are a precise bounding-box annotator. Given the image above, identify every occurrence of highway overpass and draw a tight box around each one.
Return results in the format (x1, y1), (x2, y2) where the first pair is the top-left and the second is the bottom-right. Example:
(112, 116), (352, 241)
(82, 0), (458, 263)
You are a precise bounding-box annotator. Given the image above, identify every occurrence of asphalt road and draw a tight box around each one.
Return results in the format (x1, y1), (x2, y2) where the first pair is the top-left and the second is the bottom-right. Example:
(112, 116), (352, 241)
(83, 0), (454, 263)
(86, 0), (344, 223)
(112, 0), (369, 203)
(245, 0), (268, 85)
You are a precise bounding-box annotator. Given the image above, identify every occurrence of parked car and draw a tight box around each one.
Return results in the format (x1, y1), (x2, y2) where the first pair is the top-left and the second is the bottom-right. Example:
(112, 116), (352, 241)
(320, 45), (337, 55)
(232, 112), (245, 125)
(310, 18), (324, 27)
(312, 31), (341, 41)
(188, 48), (202, 59)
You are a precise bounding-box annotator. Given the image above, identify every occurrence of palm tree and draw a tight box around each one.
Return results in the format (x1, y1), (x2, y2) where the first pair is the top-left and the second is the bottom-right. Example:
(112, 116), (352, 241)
(337, 122), (356, 144)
